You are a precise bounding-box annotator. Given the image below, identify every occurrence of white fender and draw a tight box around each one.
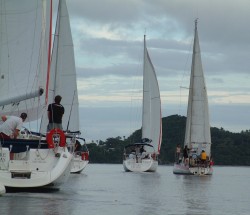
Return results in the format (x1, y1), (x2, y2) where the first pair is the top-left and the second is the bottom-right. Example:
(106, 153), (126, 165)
(0, 183), (6, 195)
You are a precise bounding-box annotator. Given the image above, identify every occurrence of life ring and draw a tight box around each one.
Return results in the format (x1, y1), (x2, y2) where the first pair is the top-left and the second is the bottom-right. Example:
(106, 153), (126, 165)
(46, 129), (66, 148)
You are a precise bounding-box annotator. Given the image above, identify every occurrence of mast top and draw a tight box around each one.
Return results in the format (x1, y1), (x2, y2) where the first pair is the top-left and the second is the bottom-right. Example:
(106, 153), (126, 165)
(195, 18), (198, 30)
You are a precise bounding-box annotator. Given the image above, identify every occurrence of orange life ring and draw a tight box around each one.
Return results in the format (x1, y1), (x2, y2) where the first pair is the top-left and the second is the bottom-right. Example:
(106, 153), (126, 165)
(46, 129), (66, 148)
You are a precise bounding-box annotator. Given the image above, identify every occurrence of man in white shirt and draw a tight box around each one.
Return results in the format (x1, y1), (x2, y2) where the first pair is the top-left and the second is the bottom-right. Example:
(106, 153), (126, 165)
(0, 113), (27, 139)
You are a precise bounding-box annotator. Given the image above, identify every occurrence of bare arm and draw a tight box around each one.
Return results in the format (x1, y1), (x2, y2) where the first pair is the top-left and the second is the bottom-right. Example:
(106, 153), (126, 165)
(13, 129), (20, 139)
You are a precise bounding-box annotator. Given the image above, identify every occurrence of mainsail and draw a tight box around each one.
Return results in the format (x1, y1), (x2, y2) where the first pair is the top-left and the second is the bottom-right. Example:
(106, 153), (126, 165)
(40, 0), (79, 133)
(184, 21), (211, 156)
(141, 36), (162, 154)
(0, 0), (50, 122)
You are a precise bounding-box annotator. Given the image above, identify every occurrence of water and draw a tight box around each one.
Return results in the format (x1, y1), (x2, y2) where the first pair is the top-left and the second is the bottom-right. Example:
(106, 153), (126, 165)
(0, 164), (250, 215)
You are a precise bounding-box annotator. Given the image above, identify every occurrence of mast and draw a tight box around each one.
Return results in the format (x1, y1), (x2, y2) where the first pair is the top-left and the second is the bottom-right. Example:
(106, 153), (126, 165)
(52, 0), (62, 99)
(45, 0), (53, 104)
(190, 19), (198, 145)
(142, 35), (147, 139)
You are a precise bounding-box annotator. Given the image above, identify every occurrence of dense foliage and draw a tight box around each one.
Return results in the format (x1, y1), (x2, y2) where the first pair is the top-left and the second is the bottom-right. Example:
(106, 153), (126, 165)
(87, 115), (250, 165)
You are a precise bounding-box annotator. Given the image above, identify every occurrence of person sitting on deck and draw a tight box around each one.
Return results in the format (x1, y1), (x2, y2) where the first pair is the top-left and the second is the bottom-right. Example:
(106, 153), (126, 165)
(128, 147), (135, 158)
(189, 156), (195, 167)
(140, 146), (147, 159)
(74, 140), (82, 152)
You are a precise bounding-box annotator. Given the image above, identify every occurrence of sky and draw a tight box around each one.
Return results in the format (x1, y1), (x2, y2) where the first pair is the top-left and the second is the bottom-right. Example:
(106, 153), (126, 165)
(63, 0), (250, 142)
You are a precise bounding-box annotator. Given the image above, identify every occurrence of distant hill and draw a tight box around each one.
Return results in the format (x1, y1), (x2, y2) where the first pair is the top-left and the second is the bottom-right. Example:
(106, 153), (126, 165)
(87, 115), (250, 165)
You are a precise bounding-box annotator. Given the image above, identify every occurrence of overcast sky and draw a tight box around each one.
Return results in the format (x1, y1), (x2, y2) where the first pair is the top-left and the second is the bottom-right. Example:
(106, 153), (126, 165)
(63, 0), (250, 142)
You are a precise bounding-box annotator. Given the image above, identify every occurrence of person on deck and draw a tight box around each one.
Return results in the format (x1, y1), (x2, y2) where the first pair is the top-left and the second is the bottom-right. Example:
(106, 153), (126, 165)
(0, 113), (27, 139)
(183, 145), (189, 165)
(175, 144), (181, 163)
(140, 146), (147, 159)
(74, 140), (82, 152)
(200, 150), (207, 164)
(209, 157), (214, 167)
(47, 95), (65, 131)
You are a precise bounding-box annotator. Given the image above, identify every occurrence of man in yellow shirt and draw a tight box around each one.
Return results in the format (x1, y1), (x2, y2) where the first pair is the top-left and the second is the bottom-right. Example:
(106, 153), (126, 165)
(200, 150), (207, 166)
(201, 150), (207, 161)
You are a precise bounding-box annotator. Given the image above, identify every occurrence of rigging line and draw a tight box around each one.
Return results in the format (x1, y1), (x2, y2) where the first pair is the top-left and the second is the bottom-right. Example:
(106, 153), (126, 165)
(26, 0), (39, 95)
(178, 35), (193, 117)
(1, 0), (10, 94)
(66, 90), (76, 132)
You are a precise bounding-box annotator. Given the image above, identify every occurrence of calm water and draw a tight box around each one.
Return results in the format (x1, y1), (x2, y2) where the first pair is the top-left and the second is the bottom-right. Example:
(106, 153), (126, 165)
(0, 164), (250, 215)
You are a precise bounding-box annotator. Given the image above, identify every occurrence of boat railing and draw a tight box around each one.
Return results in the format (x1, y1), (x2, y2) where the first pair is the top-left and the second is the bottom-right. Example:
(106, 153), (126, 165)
(188, 156), (210, 168)
(0, 139), (48, 150)
(124, 152), (157, 161)
(0, 139), (49, 162)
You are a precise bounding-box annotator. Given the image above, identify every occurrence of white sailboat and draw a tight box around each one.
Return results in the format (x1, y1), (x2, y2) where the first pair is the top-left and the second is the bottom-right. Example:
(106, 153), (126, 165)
(70, 140), (89, 174)
(39, 0), (89, 174)
(123, 36), (162, 172)
(173, 20), (213, 175)
(0, 0), (75, 190)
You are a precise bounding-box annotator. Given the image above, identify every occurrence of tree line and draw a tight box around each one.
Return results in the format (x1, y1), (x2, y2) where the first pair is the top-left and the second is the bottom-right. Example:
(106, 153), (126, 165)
(86, 115), (250, 165)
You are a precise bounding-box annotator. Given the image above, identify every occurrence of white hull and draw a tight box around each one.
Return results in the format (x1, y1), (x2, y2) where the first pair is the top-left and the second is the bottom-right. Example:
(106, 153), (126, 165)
(123, 158), (158, 172)
(173, 163), (213, 176)
(0, 146), (72, 189)
(70, 155), (89, 174)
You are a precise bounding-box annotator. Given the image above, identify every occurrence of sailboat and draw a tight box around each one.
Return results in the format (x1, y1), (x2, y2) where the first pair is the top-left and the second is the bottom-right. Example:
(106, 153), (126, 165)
(173, 20), (213, 175)
(123, 36), (162, 172)
(0, 0), (76, 190)
(70, 139), (89, 174)
(39, 0), (89, 174)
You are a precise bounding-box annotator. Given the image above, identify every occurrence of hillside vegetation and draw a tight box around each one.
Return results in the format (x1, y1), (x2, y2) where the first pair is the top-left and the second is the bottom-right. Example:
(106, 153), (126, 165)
(87, 115), (250, 165)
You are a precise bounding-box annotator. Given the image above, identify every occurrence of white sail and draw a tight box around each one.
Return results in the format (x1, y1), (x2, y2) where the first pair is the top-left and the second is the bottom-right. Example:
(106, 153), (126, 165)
(0, 0), (50, 122)
(40, 0), (79, 133)
(184, 21), (211, 156)
(142, 36), (162, 154)
(123, 36), (161, 172)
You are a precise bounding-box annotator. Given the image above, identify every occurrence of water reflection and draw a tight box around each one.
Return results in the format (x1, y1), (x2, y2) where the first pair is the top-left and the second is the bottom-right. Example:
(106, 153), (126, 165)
(137, 172), (162, 215)
(181, 175), (212, 215)
(1, 165), (249, 215)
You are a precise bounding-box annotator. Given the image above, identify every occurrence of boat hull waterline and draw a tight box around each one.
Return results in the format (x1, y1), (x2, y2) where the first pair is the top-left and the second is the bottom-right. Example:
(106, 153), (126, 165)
(123, 159), (158, 172)
(173, 163), (213, 175)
